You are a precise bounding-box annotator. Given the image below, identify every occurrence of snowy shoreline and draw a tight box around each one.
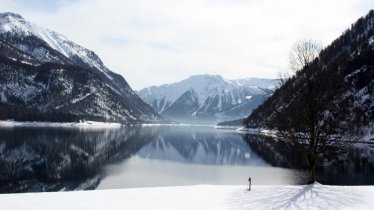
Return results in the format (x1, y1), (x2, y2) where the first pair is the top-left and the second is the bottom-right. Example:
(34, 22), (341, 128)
(235, 126), (374, 143)
(0, 120), (123, 128)
(0, 184), (373, 210)
(0, 121), (215, 128)
(142, 123), (216, 127)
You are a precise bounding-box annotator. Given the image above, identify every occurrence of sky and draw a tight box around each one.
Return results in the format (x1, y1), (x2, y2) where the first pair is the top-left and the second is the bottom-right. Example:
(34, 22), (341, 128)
(1, 0), (373, 90)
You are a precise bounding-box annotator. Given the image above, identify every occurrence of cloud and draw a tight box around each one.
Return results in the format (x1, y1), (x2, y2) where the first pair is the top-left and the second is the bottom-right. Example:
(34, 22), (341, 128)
(1, 0), (79, 12)
(1, 0), (373, 89)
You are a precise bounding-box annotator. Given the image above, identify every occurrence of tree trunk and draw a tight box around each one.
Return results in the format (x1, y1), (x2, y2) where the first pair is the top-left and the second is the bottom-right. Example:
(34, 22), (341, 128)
(307, 167), (316, 184)
(306, 159), (317, 184)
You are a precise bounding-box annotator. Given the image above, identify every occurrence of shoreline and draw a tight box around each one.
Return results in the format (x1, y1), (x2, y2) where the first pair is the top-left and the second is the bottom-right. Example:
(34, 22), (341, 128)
(0, 120), (219, 128)
(0, 120), (123, 128)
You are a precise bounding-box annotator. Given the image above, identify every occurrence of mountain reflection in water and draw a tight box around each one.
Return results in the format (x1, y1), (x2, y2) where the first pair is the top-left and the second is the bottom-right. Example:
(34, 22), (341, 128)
(0, 126), (304, 193)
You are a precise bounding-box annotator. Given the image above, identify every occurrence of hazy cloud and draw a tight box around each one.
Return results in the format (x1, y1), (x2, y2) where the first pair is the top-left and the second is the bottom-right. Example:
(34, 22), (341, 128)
(1, 0), (373, 89)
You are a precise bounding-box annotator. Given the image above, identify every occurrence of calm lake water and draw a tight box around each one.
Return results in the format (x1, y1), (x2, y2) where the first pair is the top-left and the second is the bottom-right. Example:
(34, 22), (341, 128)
(97, 126), (293, 189)
(0, 125), (373, 193)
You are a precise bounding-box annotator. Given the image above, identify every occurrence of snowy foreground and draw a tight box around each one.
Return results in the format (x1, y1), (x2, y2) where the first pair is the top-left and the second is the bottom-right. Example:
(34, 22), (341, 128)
(1, 184), (374, 210)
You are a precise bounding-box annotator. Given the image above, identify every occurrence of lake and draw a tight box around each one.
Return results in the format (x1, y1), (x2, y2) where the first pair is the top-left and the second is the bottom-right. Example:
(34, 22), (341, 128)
(0, 125), (293, 193)
(97, 126), (293, 189)
(0, 125), (373, 193)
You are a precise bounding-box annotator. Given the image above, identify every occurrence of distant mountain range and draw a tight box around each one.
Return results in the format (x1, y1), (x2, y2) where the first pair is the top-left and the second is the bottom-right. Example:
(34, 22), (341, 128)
(138, 75), (278, 124)
(0, 12), (164, 123)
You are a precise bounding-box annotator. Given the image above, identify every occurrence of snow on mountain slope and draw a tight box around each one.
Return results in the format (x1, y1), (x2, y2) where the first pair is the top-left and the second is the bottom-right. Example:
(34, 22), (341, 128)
(138, 75), (276, 124)
(0, 12), (164, 124)
(0, 12), (136, 97)
(140, 75), (267, 107)
(0, 38), (40, 65)
(230, 78), (279, 89)
(0, 12), (105, 72)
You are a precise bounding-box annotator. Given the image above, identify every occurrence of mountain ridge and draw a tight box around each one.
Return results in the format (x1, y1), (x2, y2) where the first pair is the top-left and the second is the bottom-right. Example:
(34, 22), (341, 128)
(0, 12), (164, 124)
(244, 10), (374, 134)
(138, 74), (278, 124)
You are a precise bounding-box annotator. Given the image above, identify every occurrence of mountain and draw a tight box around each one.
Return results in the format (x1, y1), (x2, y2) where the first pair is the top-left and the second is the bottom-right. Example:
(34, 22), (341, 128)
(138, 75), (278, 124)
(0, 12), (164, 123)
(244, 10), (374, 135)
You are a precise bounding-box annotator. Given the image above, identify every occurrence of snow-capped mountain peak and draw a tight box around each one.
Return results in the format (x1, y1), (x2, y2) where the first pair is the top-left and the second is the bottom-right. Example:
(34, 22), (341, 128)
(0, 12), (106, 73)
(0, 12), (164, 124)
(138, 74), (277, 124)
(141, 74), (267, 106)
(0, 13), (27, 33)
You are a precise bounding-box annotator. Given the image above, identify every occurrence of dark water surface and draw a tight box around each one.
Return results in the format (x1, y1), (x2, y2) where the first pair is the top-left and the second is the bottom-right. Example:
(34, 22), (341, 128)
(0, 125), (373, 193)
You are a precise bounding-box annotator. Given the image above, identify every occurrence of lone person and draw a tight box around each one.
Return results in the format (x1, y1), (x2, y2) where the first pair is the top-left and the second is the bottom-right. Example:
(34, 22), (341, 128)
(248, 177), (251, 191)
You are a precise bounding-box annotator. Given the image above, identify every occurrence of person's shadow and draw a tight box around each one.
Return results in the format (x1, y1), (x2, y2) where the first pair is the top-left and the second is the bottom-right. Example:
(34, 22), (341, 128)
(227, 183), (364, 209)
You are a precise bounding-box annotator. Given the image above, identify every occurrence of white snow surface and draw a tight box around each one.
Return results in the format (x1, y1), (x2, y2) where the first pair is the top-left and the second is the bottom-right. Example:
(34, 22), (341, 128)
(0, 120), (122, 128)
(0, 184), (373, 210)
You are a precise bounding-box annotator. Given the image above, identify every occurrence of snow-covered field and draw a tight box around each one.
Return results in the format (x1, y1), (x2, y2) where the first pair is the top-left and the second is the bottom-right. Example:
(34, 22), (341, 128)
(0, 120), (123, 128)
(0, 184), (373, 210)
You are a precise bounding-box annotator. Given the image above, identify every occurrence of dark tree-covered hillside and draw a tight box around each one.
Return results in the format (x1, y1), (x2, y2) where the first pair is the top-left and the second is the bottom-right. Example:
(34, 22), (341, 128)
(244, 10), (374, 183)
(245, 10), (374, 129)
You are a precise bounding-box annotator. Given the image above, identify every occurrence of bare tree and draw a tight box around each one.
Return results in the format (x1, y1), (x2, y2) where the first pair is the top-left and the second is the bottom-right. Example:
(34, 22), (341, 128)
(276, 70), (290, 88)
(289, 39), (322, 73)
(266, 39), (360, 184)
(275, 39), (321, 88)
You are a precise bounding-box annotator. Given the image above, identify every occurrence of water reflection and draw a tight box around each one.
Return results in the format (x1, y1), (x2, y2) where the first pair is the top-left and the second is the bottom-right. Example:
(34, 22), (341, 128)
(0, 126), (293, 193)
(1, 125), (371, 193)
(137, 127), (267, 165)
(98, 126), (294, 189)
(243, 133), (374, 185)
(0, 126), (158, 193)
